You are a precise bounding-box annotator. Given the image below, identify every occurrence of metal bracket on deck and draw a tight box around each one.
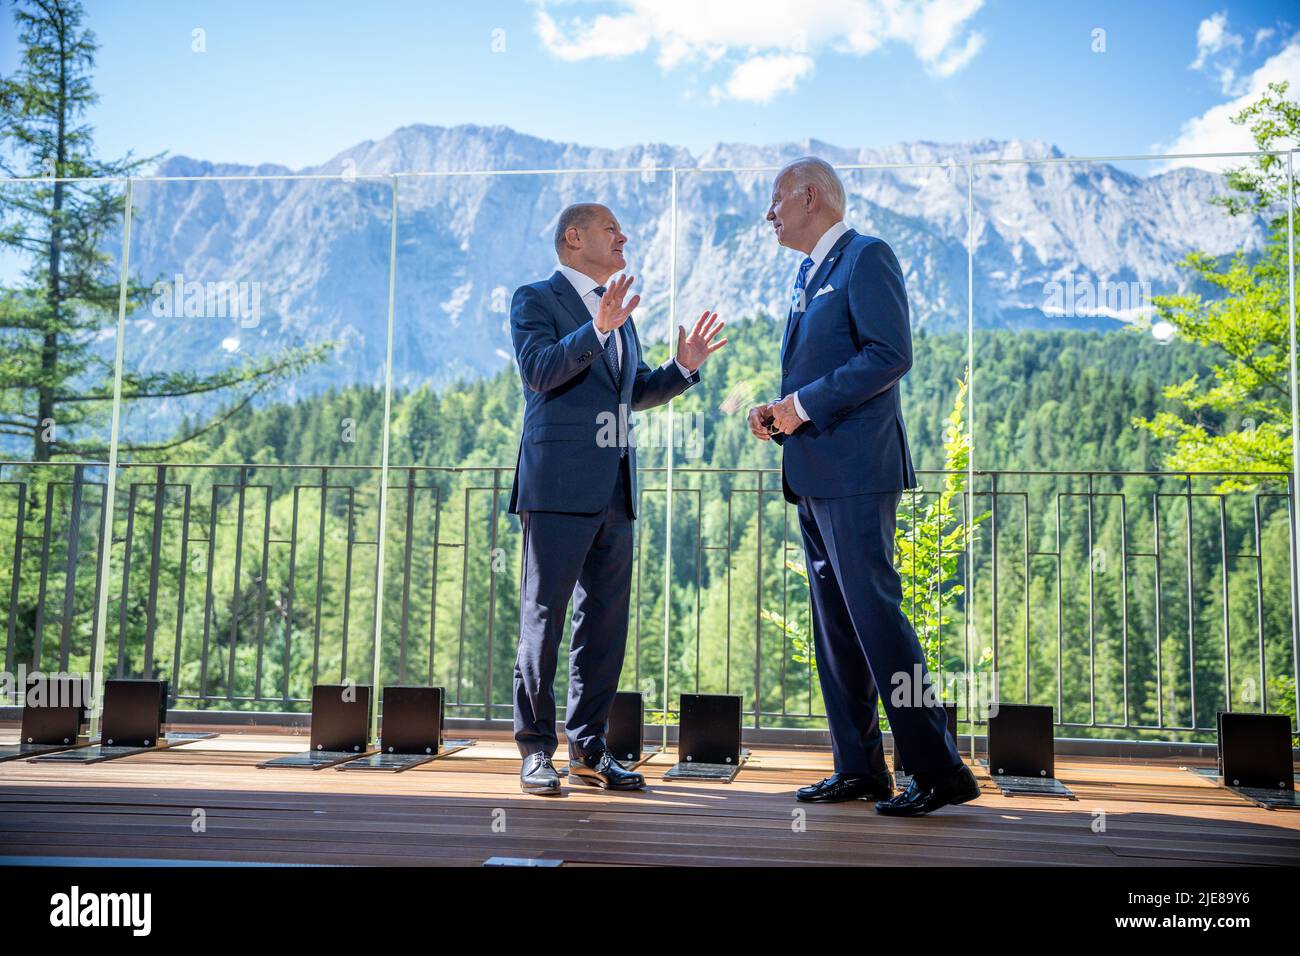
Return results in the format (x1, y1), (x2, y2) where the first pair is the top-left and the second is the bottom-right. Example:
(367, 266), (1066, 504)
(259, 684), (375, 770)
(984, 704), (1074, 799)
(663, 693), (747, 782)
(0, 676), (89, 762)
(606, 691), (660, 768)
(1183, 713), (1299, 810)
(28, 680), (213, 764)
(337, 686), (475, 772)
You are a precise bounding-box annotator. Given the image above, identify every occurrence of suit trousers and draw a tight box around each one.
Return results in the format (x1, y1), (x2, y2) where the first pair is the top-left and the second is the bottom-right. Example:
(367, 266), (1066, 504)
(797, 489), (961, 777)
(513, 458), (634, 759)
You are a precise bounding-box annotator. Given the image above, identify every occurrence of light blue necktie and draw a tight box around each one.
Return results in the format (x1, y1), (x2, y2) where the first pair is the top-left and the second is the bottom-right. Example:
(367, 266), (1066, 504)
(782, 256), (815, 356)
(790, 256), (814, 315)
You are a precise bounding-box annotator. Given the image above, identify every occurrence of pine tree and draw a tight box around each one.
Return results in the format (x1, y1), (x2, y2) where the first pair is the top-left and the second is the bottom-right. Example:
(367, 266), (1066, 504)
(0, 0), (327, 462)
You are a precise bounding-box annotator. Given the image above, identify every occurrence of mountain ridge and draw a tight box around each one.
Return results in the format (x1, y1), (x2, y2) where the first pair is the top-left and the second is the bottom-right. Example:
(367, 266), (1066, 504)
(116, 123), (1265, 424)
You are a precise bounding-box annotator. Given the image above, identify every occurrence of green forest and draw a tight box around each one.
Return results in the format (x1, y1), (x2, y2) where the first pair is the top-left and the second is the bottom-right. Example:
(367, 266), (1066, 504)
(4, 318), (1294, 742)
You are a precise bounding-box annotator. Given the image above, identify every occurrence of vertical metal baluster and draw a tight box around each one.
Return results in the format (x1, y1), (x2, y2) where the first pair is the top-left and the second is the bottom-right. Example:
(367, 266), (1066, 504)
(285, 485), (301, 705)
(198, 483), (220, 700)
(427, 483), (441, 689)
(778, 479), (788, 719)
(115, 481), (137, 677)
(1021, 489), (1030, 714)
(632, 471), (643, 693)
(1219, 495), (1232, 715)
(990, 472), (1002, 701)
(33, 476), (56, 668)
(253, 484), (271, 700)
(1087, 473), (1096, 726)
(5, 480), (27, 673)
(171, 482), (192, 706)
(749, 471), (761, 716)
(227, 467), (248, 700)
(1286, 150), (1299, 734)
(143, 465), (167, 678)
(312, 470), (327, 686)
(485, 468), (501, 720)
(696, 488), (707, 713)
(1184, 475), (1197, 730)
(58, 465), (86, 673)
(340, 484), (356, 682)
(1055, 490), (1064, 722)
(723, 490), (731, 698)
(1119, 494), (1130, 728)
(1252, 495), (1266, 713)
(455, 485), (469, 706)
(399, 468), (416, 684)
(1153, 486), (1164, 729)
(87, 474), (108, 687)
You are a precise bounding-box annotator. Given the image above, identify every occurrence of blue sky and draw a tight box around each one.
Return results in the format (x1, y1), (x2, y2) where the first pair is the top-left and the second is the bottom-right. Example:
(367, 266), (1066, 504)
(1, 0), (1297, 171)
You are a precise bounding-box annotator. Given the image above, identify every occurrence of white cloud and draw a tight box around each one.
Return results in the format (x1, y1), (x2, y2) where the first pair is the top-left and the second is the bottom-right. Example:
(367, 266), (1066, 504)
(1159, 34), (1300, 172)
(531, 0), (986, 101)
(535, 9), (650, 61)
(1189, 11), (1248, 95)
(1190, 11), (1248, 95)
(1190, 12), (1243, 70)
(711, 53), (814, 103)
(929, 30), (985, 77)
(1253, 27), (1276, 52)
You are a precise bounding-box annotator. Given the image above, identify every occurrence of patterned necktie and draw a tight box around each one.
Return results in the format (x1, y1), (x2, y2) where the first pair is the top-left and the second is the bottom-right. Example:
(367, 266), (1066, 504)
(592, 285), (627, 458)
(783, 256), (815, 356)
(790, 256), (814, 315)
(592, 285), (621, 382)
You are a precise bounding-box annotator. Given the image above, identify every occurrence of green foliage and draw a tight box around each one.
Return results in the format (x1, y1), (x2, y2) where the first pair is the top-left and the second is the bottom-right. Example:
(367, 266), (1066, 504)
(761, 371), (993, 689)
(896, 371), (991, 678)
(759, 560), (814, 671)
(0, 0), (329, 461)
(3, 314), (1294, 737)
(1133, 81), (1299, 490)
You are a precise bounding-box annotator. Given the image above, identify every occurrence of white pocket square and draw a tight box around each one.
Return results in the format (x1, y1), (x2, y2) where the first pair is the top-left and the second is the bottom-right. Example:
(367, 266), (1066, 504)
(812, 284), (835, 298)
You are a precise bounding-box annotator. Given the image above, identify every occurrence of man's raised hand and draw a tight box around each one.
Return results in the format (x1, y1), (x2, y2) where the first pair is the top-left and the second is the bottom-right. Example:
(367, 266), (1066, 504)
(676, 310), (727, 372)
(595, 274), (639, 333)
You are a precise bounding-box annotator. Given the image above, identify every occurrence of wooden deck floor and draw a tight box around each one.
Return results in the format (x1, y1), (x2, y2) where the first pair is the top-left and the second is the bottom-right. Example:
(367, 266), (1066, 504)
(1, 728), (1298, 866)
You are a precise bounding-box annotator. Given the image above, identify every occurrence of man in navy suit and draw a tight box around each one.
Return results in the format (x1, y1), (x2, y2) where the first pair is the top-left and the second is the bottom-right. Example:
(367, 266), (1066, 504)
(510, 203), (726, 795)
(748, 158), (980, 816)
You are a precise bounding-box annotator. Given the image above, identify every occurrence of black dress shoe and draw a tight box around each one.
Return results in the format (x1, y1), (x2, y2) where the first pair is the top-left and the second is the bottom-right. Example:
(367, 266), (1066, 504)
(520, 752), (561, 795)
(795, 771), (894, 803)
(567, 751), (645, 791)
(875, 763), (980, 816)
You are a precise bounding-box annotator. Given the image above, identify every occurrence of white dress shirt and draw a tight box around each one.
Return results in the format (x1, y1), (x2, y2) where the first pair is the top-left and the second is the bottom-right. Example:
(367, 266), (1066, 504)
(787, 221), (849, 422)
(558, 264), (693, 381)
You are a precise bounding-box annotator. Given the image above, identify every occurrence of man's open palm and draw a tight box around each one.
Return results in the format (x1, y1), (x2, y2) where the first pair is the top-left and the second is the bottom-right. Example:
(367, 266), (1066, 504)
(595, 274), (639, 333)
(677, 310), (727, 371)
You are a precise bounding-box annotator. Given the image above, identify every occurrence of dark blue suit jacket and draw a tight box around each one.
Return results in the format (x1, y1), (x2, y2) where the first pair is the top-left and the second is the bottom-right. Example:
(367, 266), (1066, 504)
(508, 270), (700, 516)
(776, 230), (917, 503)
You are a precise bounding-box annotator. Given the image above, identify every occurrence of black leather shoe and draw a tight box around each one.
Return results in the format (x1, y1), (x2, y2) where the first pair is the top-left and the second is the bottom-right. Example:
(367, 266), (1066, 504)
(567, 751), (645, 791)
(795, 771), (894, 803)
(520, 752), (561, 795)
(875, 763), (980, 816)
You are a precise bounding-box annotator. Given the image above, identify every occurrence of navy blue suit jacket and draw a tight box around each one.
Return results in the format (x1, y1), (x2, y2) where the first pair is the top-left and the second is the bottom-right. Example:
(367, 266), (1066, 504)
(508, 270), (699, 516)
(775, 230), (917, 503)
